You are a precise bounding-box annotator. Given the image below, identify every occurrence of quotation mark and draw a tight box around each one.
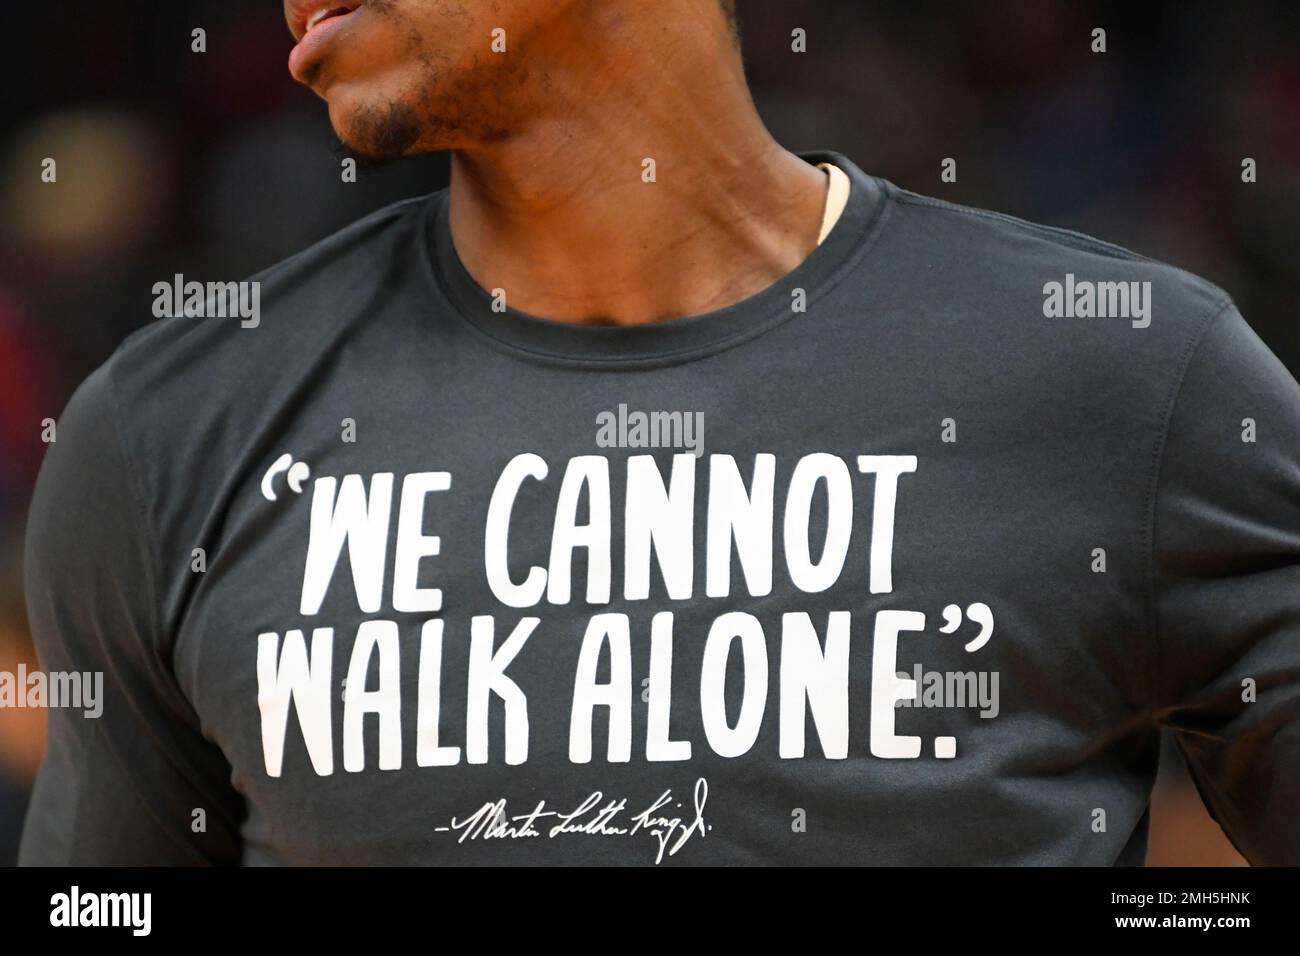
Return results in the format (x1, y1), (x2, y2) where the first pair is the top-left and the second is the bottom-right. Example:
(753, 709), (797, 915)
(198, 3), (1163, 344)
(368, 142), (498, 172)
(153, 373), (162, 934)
(261, 452), (311, 501)
(938, 602), (994, 651)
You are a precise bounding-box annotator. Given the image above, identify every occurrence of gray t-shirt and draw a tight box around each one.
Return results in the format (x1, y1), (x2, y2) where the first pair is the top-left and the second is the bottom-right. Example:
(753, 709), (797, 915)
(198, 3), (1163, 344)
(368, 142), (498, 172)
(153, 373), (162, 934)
(20, 153), (1300, 865)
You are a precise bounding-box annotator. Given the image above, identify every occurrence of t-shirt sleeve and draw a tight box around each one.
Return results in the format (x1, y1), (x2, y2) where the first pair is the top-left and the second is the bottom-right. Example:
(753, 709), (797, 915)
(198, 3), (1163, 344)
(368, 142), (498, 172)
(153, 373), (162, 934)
(19, 361), (244, 865)
(1152, 302), (1300, 865)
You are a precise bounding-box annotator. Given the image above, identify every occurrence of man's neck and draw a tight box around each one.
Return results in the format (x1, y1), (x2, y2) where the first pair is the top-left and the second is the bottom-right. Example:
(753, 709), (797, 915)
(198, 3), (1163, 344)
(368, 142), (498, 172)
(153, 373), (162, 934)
(447, 4), (829, 327)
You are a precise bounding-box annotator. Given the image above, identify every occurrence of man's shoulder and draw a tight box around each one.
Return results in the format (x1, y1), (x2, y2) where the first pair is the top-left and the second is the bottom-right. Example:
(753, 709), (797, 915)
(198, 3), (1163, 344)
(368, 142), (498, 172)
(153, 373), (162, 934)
(245, 190), (437, 290)
(106, 191), (440, 407)
(832, 177), (1245, 425)
(876, 180), (1233, 327)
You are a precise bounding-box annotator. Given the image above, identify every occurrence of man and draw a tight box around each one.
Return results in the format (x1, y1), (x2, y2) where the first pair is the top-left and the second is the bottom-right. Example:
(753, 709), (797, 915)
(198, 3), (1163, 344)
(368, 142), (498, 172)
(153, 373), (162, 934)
(19, 0), (1300, 865)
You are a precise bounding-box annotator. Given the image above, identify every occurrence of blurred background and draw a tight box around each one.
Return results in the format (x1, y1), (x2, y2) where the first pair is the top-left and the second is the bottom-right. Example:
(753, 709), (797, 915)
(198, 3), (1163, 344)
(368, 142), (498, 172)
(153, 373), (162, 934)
(3, 0), (1298, 865)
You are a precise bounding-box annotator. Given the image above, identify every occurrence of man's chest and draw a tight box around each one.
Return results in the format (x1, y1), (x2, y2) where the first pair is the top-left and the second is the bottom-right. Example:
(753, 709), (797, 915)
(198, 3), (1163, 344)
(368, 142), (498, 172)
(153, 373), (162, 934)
(166, 371), (1153, 862)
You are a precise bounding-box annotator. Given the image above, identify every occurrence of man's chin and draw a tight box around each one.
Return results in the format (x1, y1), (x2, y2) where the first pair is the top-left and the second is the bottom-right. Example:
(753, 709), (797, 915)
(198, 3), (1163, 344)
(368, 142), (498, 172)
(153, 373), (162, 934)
(330, 133), (405, 172)
(328, 95), (427, 165)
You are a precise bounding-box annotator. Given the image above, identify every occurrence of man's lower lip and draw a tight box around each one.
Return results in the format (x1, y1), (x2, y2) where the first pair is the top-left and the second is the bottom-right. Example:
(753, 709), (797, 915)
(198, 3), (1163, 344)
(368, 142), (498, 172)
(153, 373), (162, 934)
(288, 10), (356, 79)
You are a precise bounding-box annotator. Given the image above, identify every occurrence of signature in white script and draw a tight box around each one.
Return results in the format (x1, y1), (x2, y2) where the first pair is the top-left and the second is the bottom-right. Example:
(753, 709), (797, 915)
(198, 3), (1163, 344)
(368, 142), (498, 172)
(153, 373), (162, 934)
(433, 778), (710, 864)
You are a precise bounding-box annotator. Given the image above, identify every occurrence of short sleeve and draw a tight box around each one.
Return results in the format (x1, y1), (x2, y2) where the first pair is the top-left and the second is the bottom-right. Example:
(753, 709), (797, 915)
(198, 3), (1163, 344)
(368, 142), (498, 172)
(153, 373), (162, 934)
(19, 361), (244, 865)
(1152, 303), (1300, 865)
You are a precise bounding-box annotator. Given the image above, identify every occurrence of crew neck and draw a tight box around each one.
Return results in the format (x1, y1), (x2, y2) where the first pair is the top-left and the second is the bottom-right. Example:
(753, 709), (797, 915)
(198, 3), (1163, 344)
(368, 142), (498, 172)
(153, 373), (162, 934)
(421, 151), (892, 368)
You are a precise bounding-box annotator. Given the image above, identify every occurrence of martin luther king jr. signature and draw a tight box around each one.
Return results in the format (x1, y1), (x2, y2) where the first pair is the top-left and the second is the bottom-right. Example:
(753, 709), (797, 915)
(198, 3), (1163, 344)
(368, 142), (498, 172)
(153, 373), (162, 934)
(433, 778), (710, 864)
